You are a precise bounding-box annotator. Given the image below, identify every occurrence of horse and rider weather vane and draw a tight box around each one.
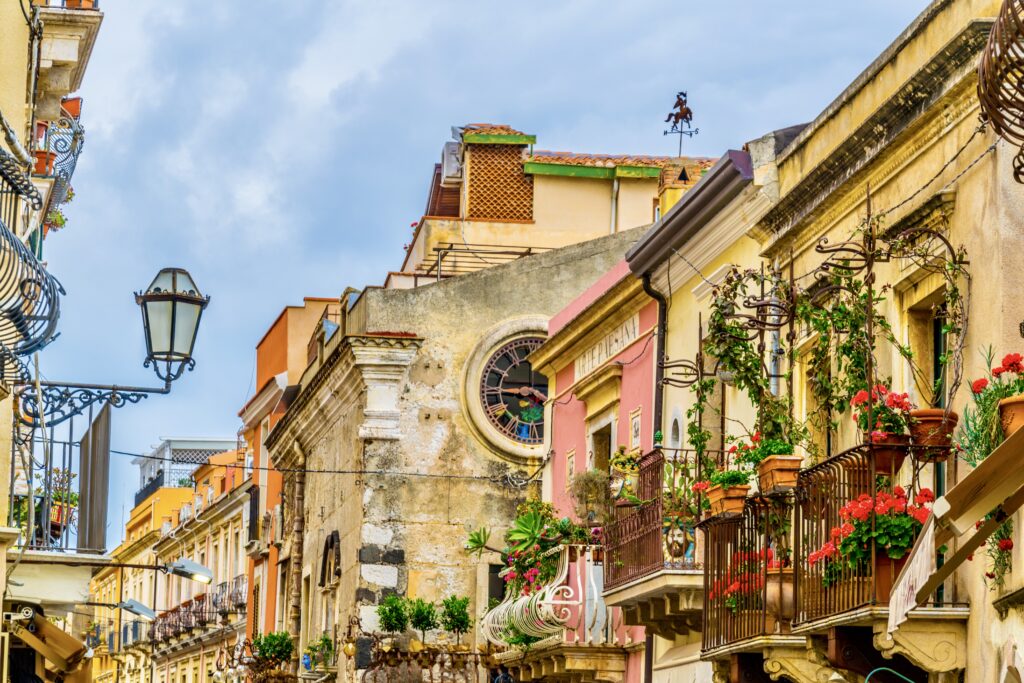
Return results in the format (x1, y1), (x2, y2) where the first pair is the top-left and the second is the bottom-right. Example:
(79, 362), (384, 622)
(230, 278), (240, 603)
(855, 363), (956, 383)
(664, 91), (698, 156)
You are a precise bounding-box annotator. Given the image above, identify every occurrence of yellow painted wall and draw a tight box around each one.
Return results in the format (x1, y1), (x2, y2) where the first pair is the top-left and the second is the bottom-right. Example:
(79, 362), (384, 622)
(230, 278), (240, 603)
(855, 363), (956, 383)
(0, 1), (30, 148)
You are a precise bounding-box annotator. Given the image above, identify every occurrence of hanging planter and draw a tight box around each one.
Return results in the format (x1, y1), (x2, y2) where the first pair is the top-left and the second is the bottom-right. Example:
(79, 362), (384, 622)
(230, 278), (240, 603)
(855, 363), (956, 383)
(61, 96), (83, 118)
(757, 454), (803, 493)
(865, 432), (910, 474)
(908, 409), (958, 462)
(706, 483), (749, 517)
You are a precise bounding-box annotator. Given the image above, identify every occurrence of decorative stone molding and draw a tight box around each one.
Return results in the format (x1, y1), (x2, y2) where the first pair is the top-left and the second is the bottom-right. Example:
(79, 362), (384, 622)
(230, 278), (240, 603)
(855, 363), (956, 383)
(501, 644), (628, 683)
(871, 616), (966, 674)
(350, 338), (420, 440)
(763, 643), (854, 683)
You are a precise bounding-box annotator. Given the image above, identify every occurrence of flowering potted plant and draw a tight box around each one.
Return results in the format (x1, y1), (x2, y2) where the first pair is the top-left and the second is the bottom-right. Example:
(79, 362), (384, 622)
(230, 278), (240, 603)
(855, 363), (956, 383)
(47, 468), (78, 539)
(706, 468), (751, 516)
(851, 384), (914, 473)
(956, 349), (1024, 587)
(730, 432), (801, 493)
(808, 486), (933, 601)
(609, 446), (641, 502)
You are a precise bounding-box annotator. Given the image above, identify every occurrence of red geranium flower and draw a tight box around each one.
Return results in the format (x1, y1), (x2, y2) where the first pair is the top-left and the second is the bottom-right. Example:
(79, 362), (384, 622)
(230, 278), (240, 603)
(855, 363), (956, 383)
(972, 378), (989, 394)
(1003, 353), (1024, 374)
(993, 366), (1006, 377)
(999, 538), (1014, 552)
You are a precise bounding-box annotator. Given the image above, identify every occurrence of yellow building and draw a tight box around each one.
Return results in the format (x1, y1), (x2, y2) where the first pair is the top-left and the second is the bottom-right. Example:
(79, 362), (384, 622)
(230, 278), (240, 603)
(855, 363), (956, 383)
(614, 2), (1024, 682)
(0, 1), (103, 680)
(387, 123), (712, 288)
(150, 451), (251, 683)
(88, 476), (195, 683)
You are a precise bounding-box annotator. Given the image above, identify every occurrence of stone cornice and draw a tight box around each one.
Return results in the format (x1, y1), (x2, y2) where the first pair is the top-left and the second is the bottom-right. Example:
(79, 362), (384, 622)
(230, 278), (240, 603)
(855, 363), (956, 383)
(265, 334), (423, 453)
(530, 277), (649, 376)
(758, 20), (991, 256)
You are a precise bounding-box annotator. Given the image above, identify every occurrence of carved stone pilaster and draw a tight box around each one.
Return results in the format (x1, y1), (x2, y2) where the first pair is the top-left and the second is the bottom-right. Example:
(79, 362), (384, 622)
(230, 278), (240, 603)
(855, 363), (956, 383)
(350, 338), (421, 440)
(763, 643), (854, 683)
(871, 618), (966, 674)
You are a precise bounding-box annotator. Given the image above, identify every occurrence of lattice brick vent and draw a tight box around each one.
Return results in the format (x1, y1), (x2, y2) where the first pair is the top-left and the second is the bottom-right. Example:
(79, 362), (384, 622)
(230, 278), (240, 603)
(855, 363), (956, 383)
(467, 144), (533, 221)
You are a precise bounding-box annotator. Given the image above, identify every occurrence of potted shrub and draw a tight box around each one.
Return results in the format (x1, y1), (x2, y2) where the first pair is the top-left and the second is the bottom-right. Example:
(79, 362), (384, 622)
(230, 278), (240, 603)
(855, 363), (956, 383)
(439, 595), (471, 649)
(706, 469), (751, 516)
(407, 598), (438, 651)
(609, 446), (641, 502)
(376, 593), (409, 647)
(251, 631), (296, 682)
(569, 468), (612, 526)
(303, 632), (334, 671)
(851, 384), (913, 474)
(808, 486), (933, 601)
(47, 468), (78, 539)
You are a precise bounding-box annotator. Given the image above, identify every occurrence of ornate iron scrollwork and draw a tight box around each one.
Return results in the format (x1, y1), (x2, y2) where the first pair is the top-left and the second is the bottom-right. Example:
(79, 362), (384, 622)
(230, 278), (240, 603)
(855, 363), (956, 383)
(16, 381), (168, 428)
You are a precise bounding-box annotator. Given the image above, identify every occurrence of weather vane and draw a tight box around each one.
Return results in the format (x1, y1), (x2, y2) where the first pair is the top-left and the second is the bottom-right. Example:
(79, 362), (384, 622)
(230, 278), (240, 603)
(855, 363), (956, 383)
(664, 91), (698, 156)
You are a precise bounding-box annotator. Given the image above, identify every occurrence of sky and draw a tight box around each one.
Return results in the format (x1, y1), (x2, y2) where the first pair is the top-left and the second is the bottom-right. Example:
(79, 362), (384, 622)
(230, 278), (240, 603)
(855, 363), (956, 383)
(37, 0), (925, 547)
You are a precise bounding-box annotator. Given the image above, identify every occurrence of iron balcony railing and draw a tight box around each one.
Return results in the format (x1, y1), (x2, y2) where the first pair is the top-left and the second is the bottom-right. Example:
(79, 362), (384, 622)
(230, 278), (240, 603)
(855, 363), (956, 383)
(699, 495), (793, 653)
(36, 109), (84, 210)
(482, 545), (627, 651)
(230, 573), (248, 609)
(604, 448), (703, 590)
(793, 444), (948, 626)
(211, 580), (230, 615)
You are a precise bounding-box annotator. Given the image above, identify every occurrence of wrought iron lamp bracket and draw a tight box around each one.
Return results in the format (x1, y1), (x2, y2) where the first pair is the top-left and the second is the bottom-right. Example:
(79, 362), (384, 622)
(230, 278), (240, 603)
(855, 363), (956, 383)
(16, 379), (172, 429)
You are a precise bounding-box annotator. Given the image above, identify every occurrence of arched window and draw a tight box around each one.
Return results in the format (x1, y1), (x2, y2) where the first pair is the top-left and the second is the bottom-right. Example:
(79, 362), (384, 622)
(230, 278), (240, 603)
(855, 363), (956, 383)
(318, 531), (341, 587)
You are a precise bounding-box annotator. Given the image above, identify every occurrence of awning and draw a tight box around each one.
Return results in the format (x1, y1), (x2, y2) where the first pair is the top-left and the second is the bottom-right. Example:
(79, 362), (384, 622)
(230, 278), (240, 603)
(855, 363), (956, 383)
(9, 613), (89, 676)
(889, 424), (1024, 631)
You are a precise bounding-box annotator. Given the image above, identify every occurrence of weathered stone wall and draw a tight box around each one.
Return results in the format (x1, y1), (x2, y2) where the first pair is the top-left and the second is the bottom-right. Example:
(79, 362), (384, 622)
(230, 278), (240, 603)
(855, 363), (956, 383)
(299, 228), (645, 646)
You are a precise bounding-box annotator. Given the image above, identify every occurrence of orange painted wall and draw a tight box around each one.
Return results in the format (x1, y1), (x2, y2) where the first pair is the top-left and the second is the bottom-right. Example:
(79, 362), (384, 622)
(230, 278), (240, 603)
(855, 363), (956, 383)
(245, 297), (334, 638)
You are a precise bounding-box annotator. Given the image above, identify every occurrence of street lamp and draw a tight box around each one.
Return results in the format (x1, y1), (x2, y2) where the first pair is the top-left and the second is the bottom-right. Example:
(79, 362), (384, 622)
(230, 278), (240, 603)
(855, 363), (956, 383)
(16, 267), (210, 427)
(136, 268), (209, 385)
(85, 599), (156, 622)
(165, 558), (213, 585)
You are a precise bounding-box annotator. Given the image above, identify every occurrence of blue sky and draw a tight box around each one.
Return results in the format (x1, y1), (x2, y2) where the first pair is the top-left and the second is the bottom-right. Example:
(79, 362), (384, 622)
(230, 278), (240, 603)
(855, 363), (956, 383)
(38, 0), (924, 545)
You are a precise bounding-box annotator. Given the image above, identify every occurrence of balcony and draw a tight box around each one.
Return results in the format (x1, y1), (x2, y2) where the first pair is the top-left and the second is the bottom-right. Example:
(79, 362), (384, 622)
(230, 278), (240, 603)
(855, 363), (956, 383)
(33, 106), (84, 224)
(482, 545), (635, 682)
(120, 620), (148, 650)
(789, 444), (968, 677)
(602, 449), (704, 638)
(230, 574), (248, 609)
(211, 580), (230, 616)
(33, 2), (103, 120)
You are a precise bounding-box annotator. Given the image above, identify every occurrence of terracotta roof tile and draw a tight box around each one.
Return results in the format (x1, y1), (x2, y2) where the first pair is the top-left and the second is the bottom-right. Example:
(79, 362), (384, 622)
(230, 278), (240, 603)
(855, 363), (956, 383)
(463, 123), (528, 136)
(528, 150), (675, 168)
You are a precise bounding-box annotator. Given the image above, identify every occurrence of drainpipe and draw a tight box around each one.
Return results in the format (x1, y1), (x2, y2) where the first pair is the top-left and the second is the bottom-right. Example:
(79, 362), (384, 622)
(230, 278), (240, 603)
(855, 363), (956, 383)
(610, 177), (620, 234)
(640, 272), (667, 683)
(288, 441), (306, 668)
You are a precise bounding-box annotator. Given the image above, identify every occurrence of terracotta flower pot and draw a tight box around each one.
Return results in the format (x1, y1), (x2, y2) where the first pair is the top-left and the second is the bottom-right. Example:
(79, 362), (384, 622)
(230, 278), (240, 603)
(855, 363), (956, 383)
(999, 394), (1024, 438)
(33, 149), (56, 175)
(64, 0), (97, 9)
(757, 454), (803, 492)
(765, 567), (795, 621)
(864, 433), (909, 474)
(874, 554), (908, 603)
(707, 484), (749, 516)
(908, 409), (958, 462)
(61, 96), (82, 118)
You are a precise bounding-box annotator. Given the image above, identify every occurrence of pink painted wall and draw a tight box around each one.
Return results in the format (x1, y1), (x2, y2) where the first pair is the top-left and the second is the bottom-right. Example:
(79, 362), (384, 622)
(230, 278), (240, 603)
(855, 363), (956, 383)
(547, 297), (658, 683)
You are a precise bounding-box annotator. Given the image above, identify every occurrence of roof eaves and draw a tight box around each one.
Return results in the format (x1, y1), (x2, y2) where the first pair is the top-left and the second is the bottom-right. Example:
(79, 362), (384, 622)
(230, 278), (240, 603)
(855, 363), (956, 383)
(626, 150), (753, 275)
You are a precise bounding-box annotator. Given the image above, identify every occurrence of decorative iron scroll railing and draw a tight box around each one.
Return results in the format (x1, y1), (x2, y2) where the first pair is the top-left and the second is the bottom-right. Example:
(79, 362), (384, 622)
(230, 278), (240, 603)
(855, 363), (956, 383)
(42, 112), (85, 209)
(480, 545), (622, 648)
(0, 149), (62, 362)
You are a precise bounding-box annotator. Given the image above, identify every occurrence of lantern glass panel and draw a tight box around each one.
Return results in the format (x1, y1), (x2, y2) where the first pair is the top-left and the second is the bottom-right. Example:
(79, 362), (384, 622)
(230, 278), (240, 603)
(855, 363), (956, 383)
(146, 299), (173, 356)
(172, 300), (201, 356)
